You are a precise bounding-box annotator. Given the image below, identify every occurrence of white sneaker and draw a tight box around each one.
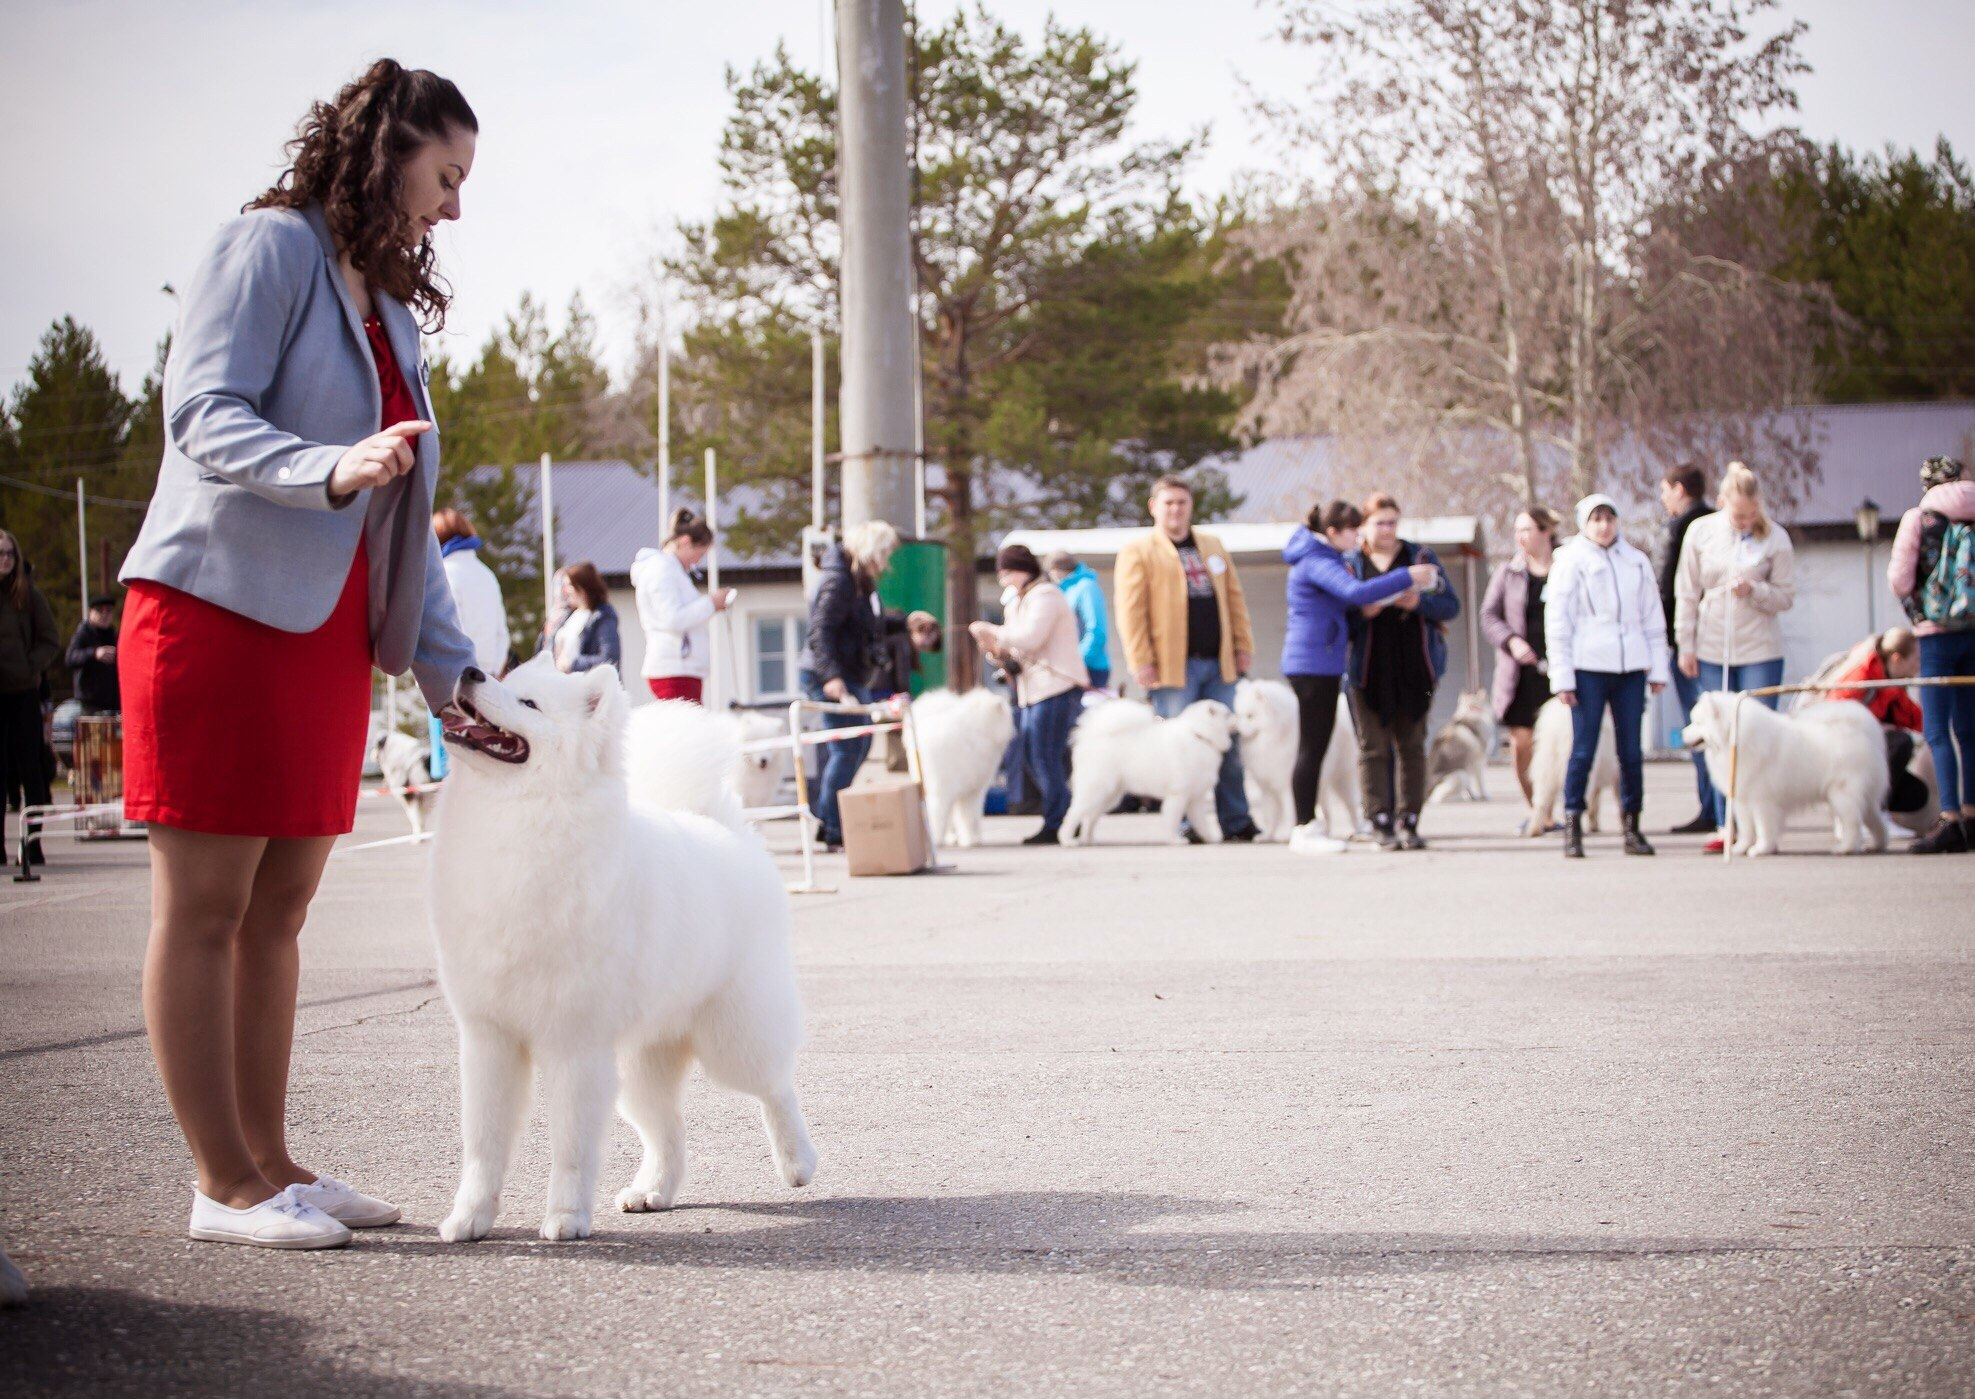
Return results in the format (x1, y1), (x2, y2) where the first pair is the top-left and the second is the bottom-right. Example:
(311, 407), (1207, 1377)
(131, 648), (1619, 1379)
(188, 1184), (353, 1250)
(297, 1174), (402, 1229)
(1288, 822), (1348, 856)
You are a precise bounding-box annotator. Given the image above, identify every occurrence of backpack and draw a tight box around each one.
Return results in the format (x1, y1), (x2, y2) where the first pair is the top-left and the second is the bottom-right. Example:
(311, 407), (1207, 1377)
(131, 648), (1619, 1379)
(1904, 510), (1975, 630)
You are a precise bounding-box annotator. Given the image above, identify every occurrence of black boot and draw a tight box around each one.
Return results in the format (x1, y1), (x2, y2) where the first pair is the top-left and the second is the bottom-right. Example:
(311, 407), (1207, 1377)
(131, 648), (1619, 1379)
(1372, 812), (1399, 850)
(1563, 813), (1585, 859)
(1398, 813), (1426, 850)
(1668, 811), (1717, 836)
(1622, 811), (1655, 856)
(1908, 814), (1969, 855)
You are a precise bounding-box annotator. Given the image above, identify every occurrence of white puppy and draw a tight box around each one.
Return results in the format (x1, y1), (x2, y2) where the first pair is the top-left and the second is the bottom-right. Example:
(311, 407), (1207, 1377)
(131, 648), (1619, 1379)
(913, 688), (1016, 847)
(1427, 690), (1496, 803)
(1062, 698), (1237, 846)
(1683, 692), (1889, 856)
(1525, 697), (1617, 836)
(431, 665), (815, 1243)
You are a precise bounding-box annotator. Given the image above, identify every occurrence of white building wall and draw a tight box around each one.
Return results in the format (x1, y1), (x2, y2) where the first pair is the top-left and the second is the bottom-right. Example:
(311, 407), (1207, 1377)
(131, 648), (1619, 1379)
(609, 579), (812, 708)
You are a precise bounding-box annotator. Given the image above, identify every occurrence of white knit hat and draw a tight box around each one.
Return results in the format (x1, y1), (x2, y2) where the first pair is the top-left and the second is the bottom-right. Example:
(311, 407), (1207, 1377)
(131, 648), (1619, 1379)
(1574, 493), (1620, 530)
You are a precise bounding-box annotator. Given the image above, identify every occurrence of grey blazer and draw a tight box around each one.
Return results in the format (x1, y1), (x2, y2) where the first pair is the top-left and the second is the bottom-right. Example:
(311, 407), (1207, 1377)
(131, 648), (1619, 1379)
(120, 203), (476, 708)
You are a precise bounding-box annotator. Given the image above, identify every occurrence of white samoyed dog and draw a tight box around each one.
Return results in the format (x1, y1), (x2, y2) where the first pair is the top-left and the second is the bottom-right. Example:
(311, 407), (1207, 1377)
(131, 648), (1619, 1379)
(431, 660), (815, 1243)
(912, 687), (1016, 847)
(1525, 697), (1617, 836)
(1682, 692), (1889, 856)
(1234, 678), (1359, 841)
(713, 708), (792, 813)
(1062, 698), (1237, 846)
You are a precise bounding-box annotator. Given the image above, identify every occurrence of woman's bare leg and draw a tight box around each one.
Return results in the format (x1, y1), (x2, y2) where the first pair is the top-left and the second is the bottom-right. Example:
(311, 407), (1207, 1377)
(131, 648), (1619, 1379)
(1509, 726), (1535, 804)
(143, 826), (274, 1208)
(234, 836), (337, 1188)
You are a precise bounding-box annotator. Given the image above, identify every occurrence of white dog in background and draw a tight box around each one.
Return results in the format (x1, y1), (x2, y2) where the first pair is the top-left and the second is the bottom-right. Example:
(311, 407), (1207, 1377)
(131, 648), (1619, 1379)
(1234, 678), (1360, 841)
(913, 687), (1016, 847)
(431, 669), (815, 1243)
(1525, 697), (1617, 836)
(1427, 690), (1496, 803)
(1062, 698), (1237, 846)
(717, 708), (792, 813)
(373, 730), (439, 836)
(1683, 692), (1889, 856)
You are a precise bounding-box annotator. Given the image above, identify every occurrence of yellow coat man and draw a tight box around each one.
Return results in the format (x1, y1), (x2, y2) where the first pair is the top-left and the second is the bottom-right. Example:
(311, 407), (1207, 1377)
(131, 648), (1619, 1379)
(1111, 475), (1259, 840)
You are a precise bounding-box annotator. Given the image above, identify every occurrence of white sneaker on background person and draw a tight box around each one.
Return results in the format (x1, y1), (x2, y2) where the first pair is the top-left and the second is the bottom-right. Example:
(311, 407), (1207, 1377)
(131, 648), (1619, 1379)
(187, 1184), (352, 1250)
(297, 1174), (402, 1228)
(1288, 821), (1348, 856)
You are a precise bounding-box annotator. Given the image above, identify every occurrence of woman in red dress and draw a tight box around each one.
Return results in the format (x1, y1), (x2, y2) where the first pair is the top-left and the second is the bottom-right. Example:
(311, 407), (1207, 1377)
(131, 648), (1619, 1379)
(117, 61), (481, 1250)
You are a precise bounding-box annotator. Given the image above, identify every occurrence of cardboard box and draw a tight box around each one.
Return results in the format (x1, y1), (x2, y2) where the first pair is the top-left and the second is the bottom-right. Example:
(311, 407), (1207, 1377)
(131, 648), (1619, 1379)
(838, 776), (931, 877)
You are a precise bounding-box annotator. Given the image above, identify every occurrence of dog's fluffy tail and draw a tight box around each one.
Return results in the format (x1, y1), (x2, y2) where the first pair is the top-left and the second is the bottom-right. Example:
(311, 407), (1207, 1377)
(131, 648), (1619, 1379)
(1071, 697), (1158, 752)
(624, 700), (748, 831)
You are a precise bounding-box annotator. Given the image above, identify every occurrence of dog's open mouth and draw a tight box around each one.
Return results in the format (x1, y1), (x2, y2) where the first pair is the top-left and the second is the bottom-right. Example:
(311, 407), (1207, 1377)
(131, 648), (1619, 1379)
(439, 696), (531, 764)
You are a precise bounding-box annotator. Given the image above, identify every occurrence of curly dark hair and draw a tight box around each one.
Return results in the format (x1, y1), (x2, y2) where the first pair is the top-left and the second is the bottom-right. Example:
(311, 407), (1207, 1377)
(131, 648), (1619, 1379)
(249, 59), (477, 331)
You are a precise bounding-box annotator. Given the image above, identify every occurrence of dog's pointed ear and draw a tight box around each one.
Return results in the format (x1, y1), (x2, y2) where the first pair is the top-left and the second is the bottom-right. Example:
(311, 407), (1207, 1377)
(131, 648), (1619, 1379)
(583, 665), (624, 715)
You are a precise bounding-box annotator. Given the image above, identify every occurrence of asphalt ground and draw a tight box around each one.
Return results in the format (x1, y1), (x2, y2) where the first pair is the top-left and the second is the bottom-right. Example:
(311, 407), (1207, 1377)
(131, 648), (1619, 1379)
(2, 760), (1972, 1396)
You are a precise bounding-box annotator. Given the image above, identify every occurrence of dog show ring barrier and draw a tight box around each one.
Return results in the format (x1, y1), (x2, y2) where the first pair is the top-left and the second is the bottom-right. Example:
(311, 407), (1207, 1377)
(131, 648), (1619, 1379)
(1715, 674), (1974, 863)
(748, 694), (941, 894)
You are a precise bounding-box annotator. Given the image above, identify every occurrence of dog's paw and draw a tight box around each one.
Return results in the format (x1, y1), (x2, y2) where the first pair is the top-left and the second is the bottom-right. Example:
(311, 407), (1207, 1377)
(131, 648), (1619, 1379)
(539, 1209), (593, 1241)
(439, 1203), (495, 1243)
(616, 1186), (673, 1213)
(779, 1145), (817, 1189)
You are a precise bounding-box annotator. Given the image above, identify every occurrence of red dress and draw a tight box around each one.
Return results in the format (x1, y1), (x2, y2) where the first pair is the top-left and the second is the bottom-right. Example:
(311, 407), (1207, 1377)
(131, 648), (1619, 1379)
(121, 317), (416, 837)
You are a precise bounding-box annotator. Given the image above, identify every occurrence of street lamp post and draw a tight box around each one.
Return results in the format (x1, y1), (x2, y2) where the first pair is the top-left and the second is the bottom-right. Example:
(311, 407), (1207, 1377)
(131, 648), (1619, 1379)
(1855, 497), (1881, 634)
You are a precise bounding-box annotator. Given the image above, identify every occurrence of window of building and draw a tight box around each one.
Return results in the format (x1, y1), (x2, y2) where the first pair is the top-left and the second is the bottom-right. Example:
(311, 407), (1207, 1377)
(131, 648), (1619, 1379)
(752, 614), (804, 701)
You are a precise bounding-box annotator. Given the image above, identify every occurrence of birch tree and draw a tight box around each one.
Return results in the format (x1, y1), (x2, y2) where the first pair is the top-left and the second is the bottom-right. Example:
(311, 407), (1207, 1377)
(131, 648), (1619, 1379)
(1226, 0), (1826, 511)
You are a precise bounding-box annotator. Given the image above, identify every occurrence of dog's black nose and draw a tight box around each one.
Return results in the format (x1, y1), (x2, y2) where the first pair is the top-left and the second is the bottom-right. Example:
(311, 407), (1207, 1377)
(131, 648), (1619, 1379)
(461, 666), (487, 687)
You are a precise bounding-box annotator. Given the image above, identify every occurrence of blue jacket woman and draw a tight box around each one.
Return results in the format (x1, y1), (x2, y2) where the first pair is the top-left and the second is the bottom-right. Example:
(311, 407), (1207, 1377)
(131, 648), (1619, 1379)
(1277, 503), (1440, 850)
(1281, 525), (1421, 676)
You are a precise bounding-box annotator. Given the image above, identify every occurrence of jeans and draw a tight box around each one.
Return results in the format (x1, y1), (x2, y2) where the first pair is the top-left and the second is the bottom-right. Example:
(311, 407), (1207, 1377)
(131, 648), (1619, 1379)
(1148, 657), (1252, 831)
(1019, 688), (1080, 832)
(1669, 666), (1714, 816)
(1565, 669), (1647, 816)
(1086, 666), (1111, 692)
(1697, 657), (1784, 823)
(799, 670), (872, 841)
(1919, 629), (1975, 811)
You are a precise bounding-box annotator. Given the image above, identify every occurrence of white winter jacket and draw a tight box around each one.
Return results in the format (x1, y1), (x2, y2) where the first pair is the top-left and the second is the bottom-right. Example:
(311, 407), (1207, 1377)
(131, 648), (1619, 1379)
(1545, 535), (1671, 693)
(632, 546), (715, 679)
(440, 545), (511, 675)
(1673, 512), (1796, 665)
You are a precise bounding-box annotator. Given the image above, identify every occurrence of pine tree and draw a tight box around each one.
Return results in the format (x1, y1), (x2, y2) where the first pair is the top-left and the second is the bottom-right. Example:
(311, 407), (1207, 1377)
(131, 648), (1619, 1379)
(3, 319), (139, 673)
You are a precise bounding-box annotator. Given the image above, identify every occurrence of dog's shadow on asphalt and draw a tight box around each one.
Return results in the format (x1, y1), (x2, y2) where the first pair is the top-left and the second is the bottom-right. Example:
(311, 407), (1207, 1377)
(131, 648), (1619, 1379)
(0, 1287), (514, 1397)
(359, 1190), (1761, 1291)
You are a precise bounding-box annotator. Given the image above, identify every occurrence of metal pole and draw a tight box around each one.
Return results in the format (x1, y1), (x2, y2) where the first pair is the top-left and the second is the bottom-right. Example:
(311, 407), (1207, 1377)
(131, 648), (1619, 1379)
(812, 327), (826, 532)
(540, 453), (556, 623)
(705, 448), (721, 709)
(1864, 542), (1873, 633)
(75, 479), (88, 618)
(658, 304), (671, 530)
(835, 0), (917, 531)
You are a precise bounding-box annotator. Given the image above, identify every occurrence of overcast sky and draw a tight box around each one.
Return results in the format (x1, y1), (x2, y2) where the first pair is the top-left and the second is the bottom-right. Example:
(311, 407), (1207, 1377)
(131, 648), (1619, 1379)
(4, 0), (1971, 396)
